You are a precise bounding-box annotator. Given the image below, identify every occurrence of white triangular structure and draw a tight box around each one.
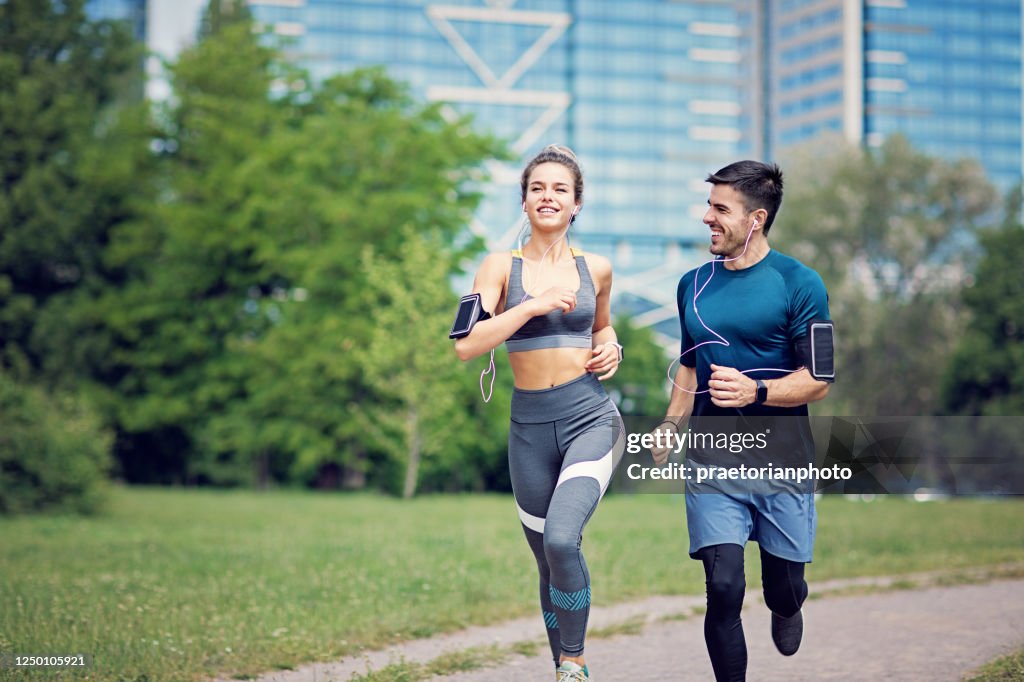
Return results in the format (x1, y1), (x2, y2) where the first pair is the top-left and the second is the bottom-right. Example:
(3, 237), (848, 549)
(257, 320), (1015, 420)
(428, 86), (571, 157)
(425, 4), (574, 252)
(425, 6), (571, 90)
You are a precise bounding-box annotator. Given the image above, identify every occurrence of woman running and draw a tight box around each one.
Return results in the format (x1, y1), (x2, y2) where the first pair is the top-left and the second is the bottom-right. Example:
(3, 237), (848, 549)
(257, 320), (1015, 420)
(453, 145), (625, 682)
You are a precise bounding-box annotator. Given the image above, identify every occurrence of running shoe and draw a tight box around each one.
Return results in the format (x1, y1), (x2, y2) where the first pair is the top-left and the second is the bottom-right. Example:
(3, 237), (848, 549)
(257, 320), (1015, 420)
(556, 660), (590, 681)
(771, 609), (803, 656)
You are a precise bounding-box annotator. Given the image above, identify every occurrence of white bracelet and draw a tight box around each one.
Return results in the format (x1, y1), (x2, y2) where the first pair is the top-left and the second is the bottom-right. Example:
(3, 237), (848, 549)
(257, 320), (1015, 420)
(604, 342), (623, 363)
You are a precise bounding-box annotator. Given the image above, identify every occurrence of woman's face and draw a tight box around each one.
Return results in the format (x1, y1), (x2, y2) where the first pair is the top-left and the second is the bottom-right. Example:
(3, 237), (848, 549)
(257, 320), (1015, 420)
(524, 162), (580, 232)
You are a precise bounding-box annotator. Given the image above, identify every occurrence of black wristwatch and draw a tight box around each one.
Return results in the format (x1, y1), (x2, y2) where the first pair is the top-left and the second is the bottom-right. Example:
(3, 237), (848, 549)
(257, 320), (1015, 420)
(754, 379), (768, 405)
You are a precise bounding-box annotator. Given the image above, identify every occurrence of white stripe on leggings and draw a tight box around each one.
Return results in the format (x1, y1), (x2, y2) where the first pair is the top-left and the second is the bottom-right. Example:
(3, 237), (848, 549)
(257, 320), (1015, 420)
(516, 503), (546, 534)
(555, 447), (615, 496)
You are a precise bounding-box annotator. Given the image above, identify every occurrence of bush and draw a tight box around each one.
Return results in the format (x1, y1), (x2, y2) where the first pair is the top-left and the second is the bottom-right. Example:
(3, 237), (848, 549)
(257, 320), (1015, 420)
(0, 372), (113, 514)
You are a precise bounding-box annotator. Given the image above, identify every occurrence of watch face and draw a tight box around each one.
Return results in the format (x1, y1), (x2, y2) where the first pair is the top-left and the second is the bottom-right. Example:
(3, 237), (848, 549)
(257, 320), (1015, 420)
(756, 381), (768, 403)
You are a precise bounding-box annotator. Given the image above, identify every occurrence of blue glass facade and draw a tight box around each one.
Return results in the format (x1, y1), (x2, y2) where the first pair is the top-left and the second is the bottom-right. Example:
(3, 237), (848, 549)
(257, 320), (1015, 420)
(769, 0), (849, 153)
(245, 0), (759, 334)
(770, 0), (1023, 192)
(863, 0), (1022, 189)
(570, 2), (757, 243)
(86, 1), (1024, 333)
(86, 0), (147, 40)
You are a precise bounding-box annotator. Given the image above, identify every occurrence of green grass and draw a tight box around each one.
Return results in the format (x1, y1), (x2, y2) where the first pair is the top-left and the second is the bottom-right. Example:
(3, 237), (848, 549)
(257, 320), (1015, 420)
(965, 647), (1024, 681)
(1, 488), (1022, 681)
(507, 639), (542, 658)
(588, 616), (646, 640)
(657, 607), (704, 623)
(346, 644), (512, 681)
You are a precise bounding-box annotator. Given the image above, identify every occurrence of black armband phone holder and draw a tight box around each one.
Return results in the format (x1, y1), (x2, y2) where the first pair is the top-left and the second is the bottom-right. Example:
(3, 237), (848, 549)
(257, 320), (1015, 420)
(449, 293), (492, 339)
(794, 319), (835, 382)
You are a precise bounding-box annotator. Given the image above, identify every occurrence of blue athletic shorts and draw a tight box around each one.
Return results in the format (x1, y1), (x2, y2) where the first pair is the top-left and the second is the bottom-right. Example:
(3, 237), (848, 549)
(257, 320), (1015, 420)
(685, 487), (816, 563)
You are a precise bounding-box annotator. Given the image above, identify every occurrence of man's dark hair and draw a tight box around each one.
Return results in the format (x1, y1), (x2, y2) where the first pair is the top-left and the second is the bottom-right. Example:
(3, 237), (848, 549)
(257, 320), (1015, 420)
(705, 160), (784, 235)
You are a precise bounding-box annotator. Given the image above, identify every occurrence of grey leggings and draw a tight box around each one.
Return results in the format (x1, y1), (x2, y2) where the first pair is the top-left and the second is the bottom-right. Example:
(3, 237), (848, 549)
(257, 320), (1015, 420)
(509, 372), (623, 663)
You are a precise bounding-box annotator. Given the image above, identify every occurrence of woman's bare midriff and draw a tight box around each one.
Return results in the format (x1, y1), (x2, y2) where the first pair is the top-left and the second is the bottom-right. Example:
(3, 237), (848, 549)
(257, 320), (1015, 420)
(508, 346), (593, 389)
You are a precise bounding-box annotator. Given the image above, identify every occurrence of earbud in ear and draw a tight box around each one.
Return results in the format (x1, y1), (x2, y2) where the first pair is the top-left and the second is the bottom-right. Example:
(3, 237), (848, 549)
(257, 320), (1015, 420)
(752, 219), (759, 227)
(522, 203), (527, 212)
(572, 207), (579, 217)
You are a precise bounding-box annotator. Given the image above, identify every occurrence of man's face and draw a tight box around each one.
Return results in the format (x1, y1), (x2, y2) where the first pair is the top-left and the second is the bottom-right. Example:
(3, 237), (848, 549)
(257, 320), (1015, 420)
(703, 183), (755, 258)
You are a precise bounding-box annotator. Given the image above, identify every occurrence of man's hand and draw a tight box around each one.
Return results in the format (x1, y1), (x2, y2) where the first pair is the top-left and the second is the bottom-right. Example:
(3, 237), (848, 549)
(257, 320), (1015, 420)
(708, 364), (757, 408)
(649, 421), (677, 466)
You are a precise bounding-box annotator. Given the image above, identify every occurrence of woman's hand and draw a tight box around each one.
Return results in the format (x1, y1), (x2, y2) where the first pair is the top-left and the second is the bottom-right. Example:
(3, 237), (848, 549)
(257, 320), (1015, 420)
(586, 342), (621, 380)
(527, 287), (577, 316)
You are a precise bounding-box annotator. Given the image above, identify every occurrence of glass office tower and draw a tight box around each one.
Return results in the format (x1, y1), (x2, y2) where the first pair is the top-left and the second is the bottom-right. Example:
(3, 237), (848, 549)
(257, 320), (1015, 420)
(768, 0), (1023, 191)
(863, 0), (1022, 190)
(86, 0), (148, 40)
(89, 1), (1024, 334)
(246, 0), (761, 335)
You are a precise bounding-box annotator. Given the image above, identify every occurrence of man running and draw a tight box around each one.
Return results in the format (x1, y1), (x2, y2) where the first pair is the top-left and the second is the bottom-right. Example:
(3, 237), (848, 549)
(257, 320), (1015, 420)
(653, 160), (834, 681)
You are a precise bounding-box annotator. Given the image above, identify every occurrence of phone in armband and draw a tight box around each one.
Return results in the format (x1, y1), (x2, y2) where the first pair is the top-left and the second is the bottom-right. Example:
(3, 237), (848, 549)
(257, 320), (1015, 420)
(809, 321), (835, 381)
(449, 293), (492, 339)
(793, 319), (835, 382)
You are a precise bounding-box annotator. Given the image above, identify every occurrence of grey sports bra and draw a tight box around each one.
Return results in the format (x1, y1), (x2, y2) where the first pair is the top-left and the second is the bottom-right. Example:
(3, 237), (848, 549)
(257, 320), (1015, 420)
(505, 248), (596, 352)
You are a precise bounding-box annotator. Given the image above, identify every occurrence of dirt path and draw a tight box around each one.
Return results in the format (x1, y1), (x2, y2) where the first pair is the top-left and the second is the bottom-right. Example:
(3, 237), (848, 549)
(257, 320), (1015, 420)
(438, 578), (1024, 681)
(231, 570), (1024, 682)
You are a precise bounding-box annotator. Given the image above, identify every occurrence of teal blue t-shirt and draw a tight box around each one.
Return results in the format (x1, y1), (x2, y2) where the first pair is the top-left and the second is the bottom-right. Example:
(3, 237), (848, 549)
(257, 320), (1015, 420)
(676, 249), (830, 419)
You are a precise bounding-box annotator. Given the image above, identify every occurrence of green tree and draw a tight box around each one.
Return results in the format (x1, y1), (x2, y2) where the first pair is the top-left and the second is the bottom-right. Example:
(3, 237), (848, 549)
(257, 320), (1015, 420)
(943, 220), (1024, 415)
(78, 6), (501, 485)
(0, 0), (145, 375)
(776, 135), (999, 415)
(198, 0), (252, 38)
(67, 17), (283, 483)
(936, 212), (1024, 494)
(0, 370), (112, 514)
(0, 0), (150, 511)
(352, 231), (482, 498)
(605, 315), (671, 418)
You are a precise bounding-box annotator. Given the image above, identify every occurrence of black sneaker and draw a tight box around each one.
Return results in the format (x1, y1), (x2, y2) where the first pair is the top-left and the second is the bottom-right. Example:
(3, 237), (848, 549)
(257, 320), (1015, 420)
(771, 609), (803, 656)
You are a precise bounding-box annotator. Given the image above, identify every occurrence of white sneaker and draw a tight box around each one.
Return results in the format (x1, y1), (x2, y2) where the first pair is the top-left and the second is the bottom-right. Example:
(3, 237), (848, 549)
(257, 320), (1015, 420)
(556, 661), (590, 681)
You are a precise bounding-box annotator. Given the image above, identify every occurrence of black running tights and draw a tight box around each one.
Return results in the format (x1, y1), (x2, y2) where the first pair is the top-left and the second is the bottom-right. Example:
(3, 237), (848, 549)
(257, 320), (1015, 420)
(695, 543), (807, 682)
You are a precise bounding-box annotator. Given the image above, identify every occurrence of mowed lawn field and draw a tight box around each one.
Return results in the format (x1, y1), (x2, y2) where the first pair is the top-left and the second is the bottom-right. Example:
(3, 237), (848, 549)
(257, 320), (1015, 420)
(2, 487), (1023, 681)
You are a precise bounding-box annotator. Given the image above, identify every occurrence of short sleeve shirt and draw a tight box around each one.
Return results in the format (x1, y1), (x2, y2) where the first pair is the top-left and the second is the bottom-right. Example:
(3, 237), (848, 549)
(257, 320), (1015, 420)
(676, 249), (830, 465)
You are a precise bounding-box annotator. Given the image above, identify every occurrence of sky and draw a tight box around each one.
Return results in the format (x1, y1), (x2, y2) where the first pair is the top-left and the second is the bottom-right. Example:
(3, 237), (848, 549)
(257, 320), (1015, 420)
(145, 0), (207, 100)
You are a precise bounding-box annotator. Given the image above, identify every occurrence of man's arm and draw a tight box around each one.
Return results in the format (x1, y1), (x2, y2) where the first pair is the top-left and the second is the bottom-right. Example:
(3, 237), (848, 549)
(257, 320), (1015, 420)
(707, 364), (829, 409)
(650, 364), (697, 465)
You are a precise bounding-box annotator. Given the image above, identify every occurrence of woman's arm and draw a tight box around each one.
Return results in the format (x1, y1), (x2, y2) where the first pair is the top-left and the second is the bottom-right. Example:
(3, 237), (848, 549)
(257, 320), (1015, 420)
(454, 253), (578, 361)
(585, 253), (621, 379)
